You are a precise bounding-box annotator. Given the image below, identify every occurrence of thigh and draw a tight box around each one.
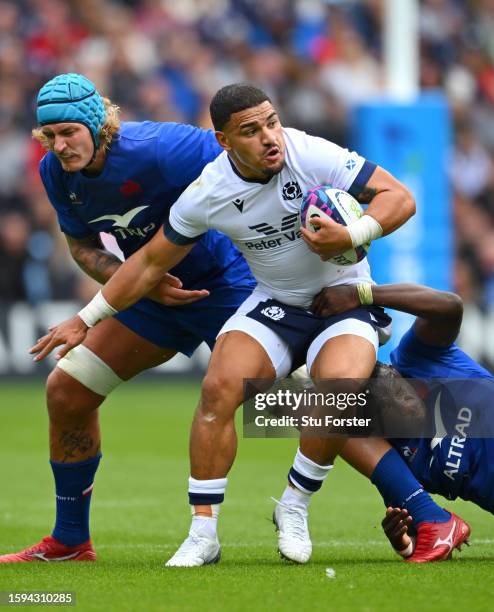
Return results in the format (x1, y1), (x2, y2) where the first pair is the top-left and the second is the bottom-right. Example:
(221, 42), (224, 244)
(309, 328), (377, 379)
(202, 330), (278, 408)
(82, 317), (177, 380)
(208, 330), (277, 381)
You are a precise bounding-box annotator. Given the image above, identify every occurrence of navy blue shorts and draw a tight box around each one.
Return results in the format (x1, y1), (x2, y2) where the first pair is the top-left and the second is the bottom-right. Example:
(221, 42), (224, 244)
(246, 298), (391, 369)
(115, 284), (254, 356)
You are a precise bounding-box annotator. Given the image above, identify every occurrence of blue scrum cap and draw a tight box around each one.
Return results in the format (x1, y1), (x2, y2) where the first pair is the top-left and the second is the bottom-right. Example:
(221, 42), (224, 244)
(36, 73), (106, 148)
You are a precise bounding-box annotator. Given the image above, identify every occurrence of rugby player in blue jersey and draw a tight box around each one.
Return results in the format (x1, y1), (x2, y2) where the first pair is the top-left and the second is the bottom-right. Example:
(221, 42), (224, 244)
(0, 74), (255, 563)
(313, 282), (488, 561)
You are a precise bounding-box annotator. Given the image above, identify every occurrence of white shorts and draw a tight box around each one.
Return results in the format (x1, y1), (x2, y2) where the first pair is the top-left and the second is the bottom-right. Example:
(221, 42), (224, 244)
(217, 290), (293, 377)
(217, 289), (383, 378)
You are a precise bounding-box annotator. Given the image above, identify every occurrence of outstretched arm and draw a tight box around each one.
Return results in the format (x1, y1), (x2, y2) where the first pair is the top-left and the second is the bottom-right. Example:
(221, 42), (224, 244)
(31, 228), (194, 361)
(311, 283), (463, 346)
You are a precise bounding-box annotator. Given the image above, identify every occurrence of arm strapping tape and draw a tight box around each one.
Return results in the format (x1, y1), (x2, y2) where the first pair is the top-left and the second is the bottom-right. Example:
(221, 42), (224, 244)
(78, 290), (118, 328)
(347, 215), (383, 248)
(356, 283), (373, 306)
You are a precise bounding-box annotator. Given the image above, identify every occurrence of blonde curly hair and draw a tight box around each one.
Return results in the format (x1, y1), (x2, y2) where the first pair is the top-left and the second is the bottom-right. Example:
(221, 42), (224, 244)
(32, 97), (120, 151)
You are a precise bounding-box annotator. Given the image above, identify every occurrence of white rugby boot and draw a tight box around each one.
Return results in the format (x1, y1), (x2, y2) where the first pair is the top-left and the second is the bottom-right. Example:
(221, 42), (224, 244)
(272, 497), (312, 564)
(165, 529), (221, 567)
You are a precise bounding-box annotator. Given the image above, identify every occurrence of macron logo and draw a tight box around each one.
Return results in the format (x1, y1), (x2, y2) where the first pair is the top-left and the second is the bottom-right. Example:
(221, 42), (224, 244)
(89, 206), (149, 228)
(232, 198), (244, 213)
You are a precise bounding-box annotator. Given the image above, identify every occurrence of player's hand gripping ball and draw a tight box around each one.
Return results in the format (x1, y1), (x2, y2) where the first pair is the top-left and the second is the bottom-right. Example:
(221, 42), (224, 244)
(300, 186), (370, 265)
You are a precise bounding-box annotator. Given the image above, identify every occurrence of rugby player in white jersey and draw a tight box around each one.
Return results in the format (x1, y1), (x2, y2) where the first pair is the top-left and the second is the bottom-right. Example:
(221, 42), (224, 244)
(31, 84), (416, 567)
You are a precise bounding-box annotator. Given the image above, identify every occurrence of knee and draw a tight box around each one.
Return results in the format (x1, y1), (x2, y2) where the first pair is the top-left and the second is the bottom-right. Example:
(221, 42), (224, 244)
(199, 371), (243, 422)
(46, 368), (101, 423)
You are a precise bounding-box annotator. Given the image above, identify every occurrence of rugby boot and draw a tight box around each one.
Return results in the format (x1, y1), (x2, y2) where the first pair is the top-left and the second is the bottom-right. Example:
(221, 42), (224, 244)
(406, 511), (470, 563)
(165, 530), (221, 567)
(273, 498), (312, 564)
(0, 535), (96, 562)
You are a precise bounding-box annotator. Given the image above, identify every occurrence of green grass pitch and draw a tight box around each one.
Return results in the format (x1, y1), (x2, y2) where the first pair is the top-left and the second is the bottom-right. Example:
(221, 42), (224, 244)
(0, 381), (493, 612)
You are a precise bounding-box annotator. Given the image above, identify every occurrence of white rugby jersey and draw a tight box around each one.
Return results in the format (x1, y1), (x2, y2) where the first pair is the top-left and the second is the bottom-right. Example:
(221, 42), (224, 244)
(167, 128), (377, 308)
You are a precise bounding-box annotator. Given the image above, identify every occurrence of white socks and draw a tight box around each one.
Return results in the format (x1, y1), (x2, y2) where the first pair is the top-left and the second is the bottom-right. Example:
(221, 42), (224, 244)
(280, 484), (312, 511)
(289, 448), (334, 493)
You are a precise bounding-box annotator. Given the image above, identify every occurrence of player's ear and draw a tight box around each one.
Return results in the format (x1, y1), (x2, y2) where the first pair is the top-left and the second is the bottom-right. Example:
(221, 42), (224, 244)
(215, 130), (231, 152)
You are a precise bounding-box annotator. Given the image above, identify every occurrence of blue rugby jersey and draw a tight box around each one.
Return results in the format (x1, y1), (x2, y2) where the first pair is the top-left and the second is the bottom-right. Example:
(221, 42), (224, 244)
(40, 121), (254, 291)
(390, 325), (494, 513)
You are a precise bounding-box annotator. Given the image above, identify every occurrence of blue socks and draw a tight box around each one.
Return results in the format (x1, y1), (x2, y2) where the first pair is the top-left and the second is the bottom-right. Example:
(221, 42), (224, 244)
(371, 449), (450, 526)
(50, 454), (101, 546)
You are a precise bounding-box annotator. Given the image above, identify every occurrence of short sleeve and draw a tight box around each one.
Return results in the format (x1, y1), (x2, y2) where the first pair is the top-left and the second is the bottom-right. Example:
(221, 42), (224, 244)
(286, 129), (376, 197)
(39, 154), (93, 238)
(165, 176), (209, 245)
(156, 123), (222, 188)
(390, 324), (493, 379)
(390, 325), (425, 374)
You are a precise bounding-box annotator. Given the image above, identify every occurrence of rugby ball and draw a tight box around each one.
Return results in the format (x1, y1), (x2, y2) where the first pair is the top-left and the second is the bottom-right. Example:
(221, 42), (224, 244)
(300, 186), (370, 266)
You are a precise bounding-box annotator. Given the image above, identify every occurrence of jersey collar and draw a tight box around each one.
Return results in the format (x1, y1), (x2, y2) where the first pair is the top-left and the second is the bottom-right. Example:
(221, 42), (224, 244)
(227, 156), (273, 185)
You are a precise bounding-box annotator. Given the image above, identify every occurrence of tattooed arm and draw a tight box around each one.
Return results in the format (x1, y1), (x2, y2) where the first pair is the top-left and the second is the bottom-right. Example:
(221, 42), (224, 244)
(66, 234), (122, 284)
(355, 166), (415, 236)
(65, 235), (209, 306)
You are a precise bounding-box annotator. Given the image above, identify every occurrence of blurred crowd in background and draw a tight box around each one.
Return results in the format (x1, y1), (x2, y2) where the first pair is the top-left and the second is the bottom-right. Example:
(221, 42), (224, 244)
(1, 0), (494, 320)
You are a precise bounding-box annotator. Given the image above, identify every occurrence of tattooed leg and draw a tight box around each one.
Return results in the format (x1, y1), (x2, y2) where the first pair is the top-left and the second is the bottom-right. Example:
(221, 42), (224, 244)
(47, 368), (104, 463)
(57, 425), (100, 463)
(45, 317), (177, 463)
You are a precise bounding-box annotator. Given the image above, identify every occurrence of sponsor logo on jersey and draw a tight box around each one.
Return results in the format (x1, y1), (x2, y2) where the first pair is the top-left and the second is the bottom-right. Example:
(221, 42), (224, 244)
(89, 206), (149, 228)
(89, 206), (155, 239)
(232, 198), (244, 213)
(110, 223), (156, 240)
(261, 305), (285, 321)
(246, 214), (301, 250)
(430, 390), (472, 482)
(249, 214), (298, 236)
(443, 407), (472, 482)
(282, 181), (302, 200)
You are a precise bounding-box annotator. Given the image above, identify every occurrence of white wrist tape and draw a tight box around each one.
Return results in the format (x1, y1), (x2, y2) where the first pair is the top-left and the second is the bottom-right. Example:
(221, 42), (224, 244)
(347, 215), (383, 248)
(396, 537), (415, 558)
(77, 290), (118, 328)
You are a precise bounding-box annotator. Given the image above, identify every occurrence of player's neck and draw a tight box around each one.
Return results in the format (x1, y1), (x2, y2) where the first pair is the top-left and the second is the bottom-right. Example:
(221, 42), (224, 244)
(83, 146), (107, 177)
(227, 155), (273, 184)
